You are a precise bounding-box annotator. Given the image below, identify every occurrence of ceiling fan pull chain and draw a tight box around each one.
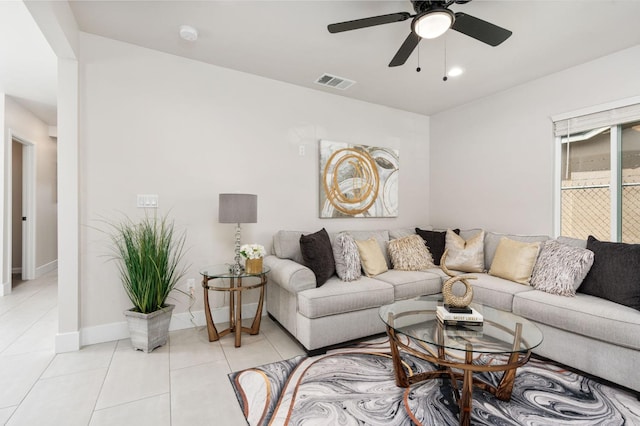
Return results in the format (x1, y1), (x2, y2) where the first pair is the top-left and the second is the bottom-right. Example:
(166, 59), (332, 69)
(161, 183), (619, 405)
(443, 36), (448, 81)
(416, 43), (421, 72)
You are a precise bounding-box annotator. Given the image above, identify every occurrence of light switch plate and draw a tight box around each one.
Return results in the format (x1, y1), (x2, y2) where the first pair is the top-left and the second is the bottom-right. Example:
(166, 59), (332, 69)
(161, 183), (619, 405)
(137, 194), (159, 208)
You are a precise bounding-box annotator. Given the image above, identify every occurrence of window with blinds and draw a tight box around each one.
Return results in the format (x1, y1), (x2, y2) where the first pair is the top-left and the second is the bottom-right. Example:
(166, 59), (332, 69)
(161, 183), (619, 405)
(552, 97), (640, 243)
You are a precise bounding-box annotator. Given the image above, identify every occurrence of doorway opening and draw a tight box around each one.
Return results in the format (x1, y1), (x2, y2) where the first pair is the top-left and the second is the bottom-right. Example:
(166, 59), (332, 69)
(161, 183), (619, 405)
(2, 131), (36, 295)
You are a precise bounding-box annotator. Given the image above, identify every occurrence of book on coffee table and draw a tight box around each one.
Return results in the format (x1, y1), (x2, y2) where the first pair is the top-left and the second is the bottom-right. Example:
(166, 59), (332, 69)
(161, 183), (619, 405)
(443, 324), (484, 337)
(436, 306), (483, 325)
(444, 304), (473, 314)
(438, 318), (484, 327)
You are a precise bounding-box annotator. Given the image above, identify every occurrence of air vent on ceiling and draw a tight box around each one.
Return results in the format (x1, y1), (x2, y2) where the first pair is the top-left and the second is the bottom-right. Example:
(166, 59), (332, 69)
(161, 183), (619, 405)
(315, 73), (356, 90)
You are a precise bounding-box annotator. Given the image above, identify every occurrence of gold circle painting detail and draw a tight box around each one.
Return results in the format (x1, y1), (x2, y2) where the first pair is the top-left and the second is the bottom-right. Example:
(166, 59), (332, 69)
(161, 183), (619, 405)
(323, 147), (380, 216)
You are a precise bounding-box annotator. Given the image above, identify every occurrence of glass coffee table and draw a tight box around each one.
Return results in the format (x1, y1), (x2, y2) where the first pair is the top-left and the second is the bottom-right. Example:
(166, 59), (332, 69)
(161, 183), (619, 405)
(379, 295), (543, 426)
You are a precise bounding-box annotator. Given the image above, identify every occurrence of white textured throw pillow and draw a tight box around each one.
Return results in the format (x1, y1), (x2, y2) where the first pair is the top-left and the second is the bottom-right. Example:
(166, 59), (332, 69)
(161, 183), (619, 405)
(530, 240), (595, 296)
(388, 234), (435, 271)
(443, 229), (485, 272)
(332, 232), (362, 282)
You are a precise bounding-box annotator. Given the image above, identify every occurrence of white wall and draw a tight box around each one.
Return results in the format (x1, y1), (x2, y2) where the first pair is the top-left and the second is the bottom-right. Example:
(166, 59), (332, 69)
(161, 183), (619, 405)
(78, 33), (430, 333)
(430, 44), (640, 235)
(0, 93), (5, 290)
(3, 96), (58, 275)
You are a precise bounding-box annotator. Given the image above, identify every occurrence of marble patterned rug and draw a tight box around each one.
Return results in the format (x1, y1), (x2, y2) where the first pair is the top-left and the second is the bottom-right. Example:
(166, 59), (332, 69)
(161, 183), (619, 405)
(229, 338), (640, 425)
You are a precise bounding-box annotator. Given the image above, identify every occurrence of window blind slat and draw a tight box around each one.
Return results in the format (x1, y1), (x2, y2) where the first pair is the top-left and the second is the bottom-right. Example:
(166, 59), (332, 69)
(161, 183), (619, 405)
(554, 103), (640, 136)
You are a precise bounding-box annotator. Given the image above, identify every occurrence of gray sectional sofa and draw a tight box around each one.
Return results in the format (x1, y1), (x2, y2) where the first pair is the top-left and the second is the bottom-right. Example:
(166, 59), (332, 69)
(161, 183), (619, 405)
(264, 227), (640, 394)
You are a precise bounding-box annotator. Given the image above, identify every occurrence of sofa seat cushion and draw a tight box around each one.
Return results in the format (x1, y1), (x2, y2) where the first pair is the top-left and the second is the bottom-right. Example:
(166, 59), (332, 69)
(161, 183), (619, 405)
(469, 273), (536, 311)
(297, 276), (394, 319)
(513, 290), (640, 351)
(374, 270), (443, 300)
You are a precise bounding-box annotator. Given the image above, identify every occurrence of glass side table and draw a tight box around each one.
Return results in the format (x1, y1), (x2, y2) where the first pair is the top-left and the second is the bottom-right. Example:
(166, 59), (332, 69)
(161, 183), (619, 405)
(199, 264), (270, 347)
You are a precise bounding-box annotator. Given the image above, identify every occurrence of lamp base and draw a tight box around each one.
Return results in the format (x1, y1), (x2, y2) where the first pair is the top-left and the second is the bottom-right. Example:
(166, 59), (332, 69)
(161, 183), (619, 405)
(231, 222), (244, 275)
(229, 262), (244, 275)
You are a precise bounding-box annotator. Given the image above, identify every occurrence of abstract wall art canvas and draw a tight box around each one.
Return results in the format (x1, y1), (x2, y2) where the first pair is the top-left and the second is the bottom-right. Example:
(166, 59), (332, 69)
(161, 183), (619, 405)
(319, 140), (399, 218)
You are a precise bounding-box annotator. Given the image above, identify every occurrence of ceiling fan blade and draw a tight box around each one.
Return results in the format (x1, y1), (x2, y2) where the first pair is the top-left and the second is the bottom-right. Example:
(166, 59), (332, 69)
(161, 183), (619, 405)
(389, 32), (421, 67)
(328, 12), (411, 33)
(451, 12), (512, 46)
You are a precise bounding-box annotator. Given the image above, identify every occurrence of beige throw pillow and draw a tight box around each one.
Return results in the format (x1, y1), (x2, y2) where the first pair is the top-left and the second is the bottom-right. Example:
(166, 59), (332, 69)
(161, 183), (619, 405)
(443, 229), (485, 272)
(489, 237), (541, 285)
(388, 234), (435, 271)
(355, 237), (388, 277)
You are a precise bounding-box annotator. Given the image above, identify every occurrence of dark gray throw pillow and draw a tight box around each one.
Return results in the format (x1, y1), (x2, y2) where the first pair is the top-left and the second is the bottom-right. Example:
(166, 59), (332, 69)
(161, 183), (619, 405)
(579, 236), (640, 310)
(415, 228), (460, 266)
(300, 228), (335, 287)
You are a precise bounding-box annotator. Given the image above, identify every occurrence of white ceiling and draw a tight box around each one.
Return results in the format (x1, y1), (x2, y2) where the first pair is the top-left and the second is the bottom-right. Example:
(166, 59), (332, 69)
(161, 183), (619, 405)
(4, 1), (640, 126)
(0, 1), (57, 125)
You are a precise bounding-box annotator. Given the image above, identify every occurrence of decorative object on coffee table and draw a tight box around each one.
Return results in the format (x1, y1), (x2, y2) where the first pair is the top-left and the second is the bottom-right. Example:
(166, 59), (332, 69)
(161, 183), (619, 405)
(219, 193), (258, 274)
(441, 249), (476, 308)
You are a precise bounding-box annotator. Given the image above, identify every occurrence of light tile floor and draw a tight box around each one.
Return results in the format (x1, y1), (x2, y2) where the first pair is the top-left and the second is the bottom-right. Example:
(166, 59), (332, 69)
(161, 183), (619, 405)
(0, 271), (306, 426)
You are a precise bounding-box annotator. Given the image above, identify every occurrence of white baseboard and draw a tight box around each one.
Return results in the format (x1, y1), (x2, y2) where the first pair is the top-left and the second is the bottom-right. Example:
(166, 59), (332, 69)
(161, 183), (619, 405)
(79, 302), (264, 347)
(81, 321), (130, 347)
(36, 260), (58, 277)
(12, 267), (22, 274)
(1, 280), (11, 296)
(55, 331), (80, 353)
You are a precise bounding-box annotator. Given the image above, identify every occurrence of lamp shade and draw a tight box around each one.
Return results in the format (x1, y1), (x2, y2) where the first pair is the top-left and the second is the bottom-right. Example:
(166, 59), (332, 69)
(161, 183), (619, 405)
(218, 193), (257, 224)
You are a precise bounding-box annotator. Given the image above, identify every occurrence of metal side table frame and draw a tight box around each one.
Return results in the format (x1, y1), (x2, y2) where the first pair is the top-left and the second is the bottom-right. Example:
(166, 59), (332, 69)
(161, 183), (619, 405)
(200, 265), (270, 347)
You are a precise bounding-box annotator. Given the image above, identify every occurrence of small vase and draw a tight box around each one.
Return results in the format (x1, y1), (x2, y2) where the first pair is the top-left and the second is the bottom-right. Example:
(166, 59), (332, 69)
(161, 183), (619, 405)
(245, 258), (263, 274)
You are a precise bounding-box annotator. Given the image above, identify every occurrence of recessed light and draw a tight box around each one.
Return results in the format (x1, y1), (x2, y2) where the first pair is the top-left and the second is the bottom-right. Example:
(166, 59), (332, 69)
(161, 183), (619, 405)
(179, 25), (198, 42)
(448, 67), (464, 77)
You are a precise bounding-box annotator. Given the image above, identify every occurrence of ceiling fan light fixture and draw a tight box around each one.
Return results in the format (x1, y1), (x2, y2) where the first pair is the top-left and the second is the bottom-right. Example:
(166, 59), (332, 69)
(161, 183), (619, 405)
(413, 9), (454, 39)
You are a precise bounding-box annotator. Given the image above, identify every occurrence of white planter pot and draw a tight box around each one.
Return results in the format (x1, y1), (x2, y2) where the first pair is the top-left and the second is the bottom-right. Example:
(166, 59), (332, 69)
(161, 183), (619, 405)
(123, 304), (175, 352)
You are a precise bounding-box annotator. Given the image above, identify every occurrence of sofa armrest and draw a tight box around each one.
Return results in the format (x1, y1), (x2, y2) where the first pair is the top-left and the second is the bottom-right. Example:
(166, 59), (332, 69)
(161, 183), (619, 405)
(264, 255), (317, 294)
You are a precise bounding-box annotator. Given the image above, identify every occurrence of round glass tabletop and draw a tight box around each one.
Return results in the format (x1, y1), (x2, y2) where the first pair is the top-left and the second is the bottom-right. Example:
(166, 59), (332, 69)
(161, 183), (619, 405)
(199, 264), (270, 278)
(379, 295), (543, 354)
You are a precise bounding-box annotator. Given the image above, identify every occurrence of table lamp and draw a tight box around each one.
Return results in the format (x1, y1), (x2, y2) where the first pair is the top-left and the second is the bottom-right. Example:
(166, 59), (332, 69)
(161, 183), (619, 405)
(219, 193), (258, 274)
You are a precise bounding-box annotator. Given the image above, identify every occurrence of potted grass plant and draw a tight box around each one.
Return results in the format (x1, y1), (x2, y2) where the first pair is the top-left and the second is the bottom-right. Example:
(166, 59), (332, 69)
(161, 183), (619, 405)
(108, 213), (187, 352)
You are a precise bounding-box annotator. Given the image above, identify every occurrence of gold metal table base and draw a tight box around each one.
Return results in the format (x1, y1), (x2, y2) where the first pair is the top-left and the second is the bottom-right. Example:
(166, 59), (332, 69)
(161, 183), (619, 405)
(202, 274), (266, 347)
(387, 322), (530, 426)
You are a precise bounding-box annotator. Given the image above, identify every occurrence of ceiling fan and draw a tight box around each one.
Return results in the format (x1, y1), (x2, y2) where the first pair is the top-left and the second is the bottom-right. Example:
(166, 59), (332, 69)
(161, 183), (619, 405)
(328, 0), (512, 67)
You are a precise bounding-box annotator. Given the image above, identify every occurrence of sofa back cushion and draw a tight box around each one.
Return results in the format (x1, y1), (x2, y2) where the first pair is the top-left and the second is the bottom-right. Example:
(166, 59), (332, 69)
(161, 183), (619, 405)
(556, 235), (588, 249)
(273, 230), (305, 264)
(389, 226), (432, 240)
